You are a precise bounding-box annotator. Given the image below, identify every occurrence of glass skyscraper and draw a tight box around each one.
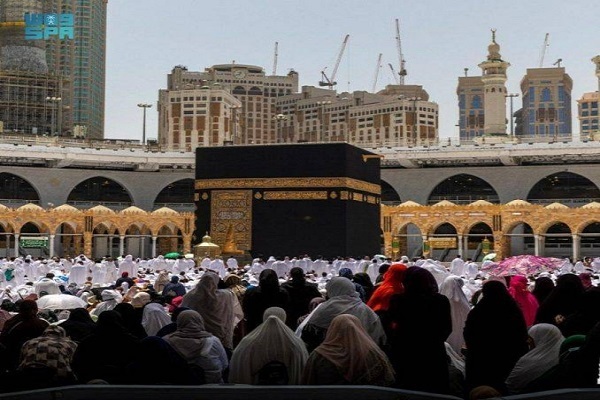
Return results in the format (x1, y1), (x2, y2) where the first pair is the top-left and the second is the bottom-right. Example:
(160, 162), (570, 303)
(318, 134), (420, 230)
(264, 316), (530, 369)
(45, 0), (107, 139)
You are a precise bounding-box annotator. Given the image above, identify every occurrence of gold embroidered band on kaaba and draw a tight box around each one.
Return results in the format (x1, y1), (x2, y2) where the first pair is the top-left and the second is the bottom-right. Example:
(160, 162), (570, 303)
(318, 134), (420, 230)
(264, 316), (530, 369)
(195, 177), (381, 196)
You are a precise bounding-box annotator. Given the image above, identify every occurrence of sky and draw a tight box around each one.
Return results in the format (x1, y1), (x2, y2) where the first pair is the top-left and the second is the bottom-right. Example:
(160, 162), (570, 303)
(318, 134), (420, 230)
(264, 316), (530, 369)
(105, 0), (600, 142)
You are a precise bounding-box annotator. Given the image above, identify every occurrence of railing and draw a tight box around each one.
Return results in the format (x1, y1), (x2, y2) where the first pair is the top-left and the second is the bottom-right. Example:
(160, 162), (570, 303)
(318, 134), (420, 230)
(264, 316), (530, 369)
(0, 199), (40, 207)
(66, 201), (132, 210)
(0, 385), (598, 400)
(427, 195), (500, 205)
(528, 198), (600, 206)
(153, 203), (195, 212)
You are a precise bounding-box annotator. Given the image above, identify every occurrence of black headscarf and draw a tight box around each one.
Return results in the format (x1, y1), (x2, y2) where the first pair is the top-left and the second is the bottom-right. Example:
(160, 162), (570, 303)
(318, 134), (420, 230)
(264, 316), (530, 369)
(403, 266), (439, 296)
(114, 303), (148, 339)
(59, 307), (96, 343)
(259, 269), (280, 293)
(125, 336), (195, 385)
(536, 274), (585, 327)
(71, 310), (140, 384)
(532, 276), (555, 305)
(463, 280), (529, 393)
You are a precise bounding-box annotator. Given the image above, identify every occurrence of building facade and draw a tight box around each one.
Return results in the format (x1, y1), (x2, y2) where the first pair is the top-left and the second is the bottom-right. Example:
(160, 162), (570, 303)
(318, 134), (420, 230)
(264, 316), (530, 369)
(275, 84), (438, 147)
(45, 0), (108, 139)
(578, 92), (599, 139)
(457, 76), (485, 140)
(160, 64), (299, 146)
(519, 67), (572, 140)
(158, 83), (242, 150)
(458, 31), (509, 140)
(578, 56), (600, 140)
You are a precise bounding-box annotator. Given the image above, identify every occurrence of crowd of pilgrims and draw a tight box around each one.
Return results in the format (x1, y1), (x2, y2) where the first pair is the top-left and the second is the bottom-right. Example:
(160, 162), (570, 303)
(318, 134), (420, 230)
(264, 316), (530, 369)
(0, 253), (599, 399)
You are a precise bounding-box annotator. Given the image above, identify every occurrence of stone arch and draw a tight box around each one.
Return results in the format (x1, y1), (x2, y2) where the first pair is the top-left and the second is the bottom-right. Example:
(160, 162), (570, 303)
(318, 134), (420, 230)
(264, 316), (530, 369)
(579, 221), (600, 258)
(503, 221), (535, 256)
(381, 180), (401, 204)
(125, 223), (152, 259)
(527, 172), (600, 206)
(429, 222), (458, 262)
(153, 178), (195, 209)
(156, 225), (183, 255)
(543, 222), (572, 258)
(465, 222), (493, 261)
(394, 222), (423, 259)
(54, 222), (82, 257)
(92, 223), (121, 259)
(18, 221), (49, 234)
(0, 172), (41, 204)
(428, 174), (500, 205)
(0, 222), (14, 257)
(67, 176), (133, 208)
(430, 222), (458, 236)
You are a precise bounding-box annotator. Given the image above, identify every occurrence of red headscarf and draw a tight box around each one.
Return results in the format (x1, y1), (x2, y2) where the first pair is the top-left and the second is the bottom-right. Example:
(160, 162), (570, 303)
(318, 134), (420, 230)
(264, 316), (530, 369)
(367, 263), (407, 312)
(508, 275), (539, 327)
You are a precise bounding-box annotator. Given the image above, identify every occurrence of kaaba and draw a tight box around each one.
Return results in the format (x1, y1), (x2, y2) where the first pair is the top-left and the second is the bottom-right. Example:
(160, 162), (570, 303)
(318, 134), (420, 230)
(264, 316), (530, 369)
(194, 143), (381, 259)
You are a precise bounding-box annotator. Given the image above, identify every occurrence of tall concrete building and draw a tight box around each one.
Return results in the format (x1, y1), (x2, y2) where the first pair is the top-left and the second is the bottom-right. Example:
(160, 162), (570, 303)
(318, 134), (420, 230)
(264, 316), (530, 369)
(458, 31), (509, 141)
(457, 76), (485, 140)
(160, 64), (299, 146)
(519, 67), (572, 140)
(158, 77), (242, 150)
(577, 56), (600, 140)
(276, 84), (438, 147)
(0, 0), (67, 135)
(44, 0), (108, 138)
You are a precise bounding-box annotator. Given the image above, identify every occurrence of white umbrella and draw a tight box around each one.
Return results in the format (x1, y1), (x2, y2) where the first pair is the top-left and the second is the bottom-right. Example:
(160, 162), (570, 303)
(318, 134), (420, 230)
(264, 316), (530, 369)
(37, 294), (87, 310)
(482, 253), (497, 262)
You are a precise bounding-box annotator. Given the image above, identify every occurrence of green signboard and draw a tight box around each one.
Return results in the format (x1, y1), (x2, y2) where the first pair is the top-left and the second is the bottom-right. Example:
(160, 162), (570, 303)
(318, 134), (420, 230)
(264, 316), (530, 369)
(20, 237), (48, 248)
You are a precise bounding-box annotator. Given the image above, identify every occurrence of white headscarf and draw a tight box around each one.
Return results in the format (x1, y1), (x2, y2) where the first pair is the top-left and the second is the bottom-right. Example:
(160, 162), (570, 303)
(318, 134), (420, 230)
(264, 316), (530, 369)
(229, 307), (308, 384)
(90, 289), (122, 317)
(439, 275), (471, 353)
(505, 323), (564, 394)
(181, 272), (240, 349)
(141, 303), (171, 336)
(297, 277), (385, 345)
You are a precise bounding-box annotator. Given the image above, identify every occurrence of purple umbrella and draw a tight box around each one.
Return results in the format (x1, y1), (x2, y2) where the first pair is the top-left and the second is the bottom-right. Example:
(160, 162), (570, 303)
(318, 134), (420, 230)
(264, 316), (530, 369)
(481, 255), (563, 277)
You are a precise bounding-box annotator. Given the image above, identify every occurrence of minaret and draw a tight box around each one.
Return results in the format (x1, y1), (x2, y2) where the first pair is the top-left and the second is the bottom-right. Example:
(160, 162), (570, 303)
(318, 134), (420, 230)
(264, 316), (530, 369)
(478, 29), (510, 136)
(593, 55), (600, 92)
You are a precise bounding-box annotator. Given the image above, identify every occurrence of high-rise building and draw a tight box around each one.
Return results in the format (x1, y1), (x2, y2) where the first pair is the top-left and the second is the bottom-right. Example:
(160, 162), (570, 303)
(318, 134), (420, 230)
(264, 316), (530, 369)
(44, 0), (107, 139)
(158, 79), (242, 150)
(577, 56), (600, 140)
(457, 76), (485, 140)
(276, 84), (438, 147)
(519, 67), (572, 140)
(578, 93), (599, 139)
(457, 31), (509, 141)
(162, 64), (299, 145)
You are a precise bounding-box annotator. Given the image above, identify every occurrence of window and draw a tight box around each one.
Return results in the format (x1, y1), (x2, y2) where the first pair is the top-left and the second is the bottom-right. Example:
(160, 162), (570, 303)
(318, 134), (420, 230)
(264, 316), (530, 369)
(541, 88), (551, 102)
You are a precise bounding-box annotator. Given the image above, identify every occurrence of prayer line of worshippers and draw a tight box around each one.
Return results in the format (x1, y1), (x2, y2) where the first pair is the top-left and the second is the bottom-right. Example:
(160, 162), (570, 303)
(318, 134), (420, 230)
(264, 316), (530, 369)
(0, 252), (600, 399)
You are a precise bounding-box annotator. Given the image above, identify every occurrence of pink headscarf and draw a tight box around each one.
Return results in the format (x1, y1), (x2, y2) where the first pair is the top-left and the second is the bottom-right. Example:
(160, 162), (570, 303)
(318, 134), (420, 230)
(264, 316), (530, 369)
(508, 275), (539, 327)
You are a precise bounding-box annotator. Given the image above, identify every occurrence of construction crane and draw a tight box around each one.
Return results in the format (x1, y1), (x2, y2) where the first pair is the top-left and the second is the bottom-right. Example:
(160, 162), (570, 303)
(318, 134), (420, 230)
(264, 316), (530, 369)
(372, 53), (383, 93)
(553, 58), (563, 67)
(395, 18), (407, 85)
(388, 63), (400, 85)
(272, 41), (278, 75)
(319, 34), (349, 89)
(538, 33), (549, 67)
